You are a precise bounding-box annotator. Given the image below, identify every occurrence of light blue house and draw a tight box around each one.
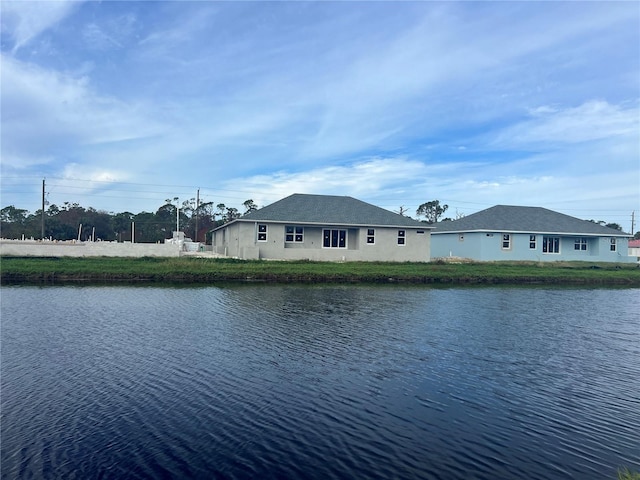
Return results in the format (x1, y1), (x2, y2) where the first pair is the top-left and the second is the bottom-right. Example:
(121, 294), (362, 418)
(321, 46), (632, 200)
(430, 205), (633, 263)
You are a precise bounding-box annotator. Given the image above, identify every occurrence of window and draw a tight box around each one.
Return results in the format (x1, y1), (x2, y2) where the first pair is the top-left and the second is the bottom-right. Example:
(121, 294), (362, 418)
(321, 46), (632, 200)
(366, 229), (375, 244)
(574, 238), (588, 251)
(285, 225), (304, 243)
(323, 229), (346, 248)
(397, 230), (406, 245)
(610, 238), (617, 252)
(257, 224), (267, 242)
(417, 230), (425, 235)
(542, 236), (560, 253)
(502, 234), (511, 250)
(529, 235), (536, 249)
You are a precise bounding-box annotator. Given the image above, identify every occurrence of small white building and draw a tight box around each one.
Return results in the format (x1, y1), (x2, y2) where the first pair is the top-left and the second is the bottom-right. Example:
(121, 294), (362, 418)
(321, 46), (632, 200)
(628, 239), (640, 260)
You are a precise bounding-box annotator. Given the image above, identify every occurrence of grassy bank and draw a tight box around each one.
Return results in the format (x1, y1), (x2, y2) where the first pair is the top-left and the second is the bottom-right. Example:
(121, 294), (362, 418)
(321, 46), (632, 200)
(2, 256), (640, 285)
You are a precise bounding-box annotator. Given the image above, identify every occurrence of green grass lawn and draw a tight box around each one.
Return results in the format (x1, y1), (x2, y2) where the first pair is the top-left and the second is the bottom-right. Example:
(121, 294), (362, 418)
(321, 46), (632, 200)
(619, 468), (640, 480)
(2, 256), (639, 285)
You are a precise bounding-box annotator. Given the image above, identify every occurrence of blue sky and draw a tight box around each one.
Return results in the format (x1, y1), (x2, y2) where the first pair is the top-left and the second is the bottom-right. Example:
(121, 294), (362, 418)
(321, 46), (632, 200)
(1, 1), (639, 229)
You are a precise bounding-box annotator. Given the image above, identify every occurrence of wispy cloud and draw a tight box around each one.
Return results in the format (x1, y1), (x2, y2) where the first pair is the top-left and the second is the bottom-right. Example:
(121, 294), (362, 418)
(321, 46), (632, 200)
(0, 1), (638, 227)
(492, 100), (639, 147)
(0, 0), (81, 54)
(222, 157), (430, 208)
(0, 54), (167, 169)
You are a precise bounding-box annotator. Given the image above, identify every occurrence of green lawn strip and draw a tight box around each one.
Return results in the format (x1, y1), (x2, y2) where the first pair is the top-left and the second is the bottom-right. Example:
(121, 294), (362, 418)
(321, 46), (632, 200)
(618, 468), (640, 480)
(2, 256), (639, 285)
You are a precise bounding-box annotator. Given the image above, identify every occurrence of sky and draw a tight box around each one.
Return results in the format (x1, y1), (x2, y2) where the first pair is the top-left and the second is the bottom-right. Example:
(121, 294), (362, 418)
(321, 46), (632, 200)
(1, 1), (639, 230)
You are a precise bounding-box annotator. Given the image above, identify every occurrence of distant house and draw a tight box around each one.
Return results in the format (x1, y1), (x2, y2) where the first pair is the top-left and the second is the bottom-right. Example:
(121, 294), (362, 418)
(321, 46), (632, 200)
(211, 193), (432, 261)
(430, 205), (633, 263)
(628, 239), (640, 260)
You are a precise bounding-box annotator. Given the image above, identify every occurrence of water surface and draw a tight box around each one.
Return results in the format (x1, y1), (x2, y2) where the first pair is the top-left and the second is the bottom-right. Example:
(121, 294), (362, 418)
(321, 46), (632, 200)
(2, 285), (639, 479)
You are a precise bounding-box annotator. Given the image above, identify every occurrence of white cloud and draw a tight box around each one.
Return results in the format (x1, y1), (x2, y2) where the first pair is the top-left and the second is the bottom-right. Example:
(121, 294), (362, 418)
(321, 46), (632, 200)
(216, 154), (636, 226)
(82, 23), (123, 51)
(0, 54), (167, 169)
(493, 100), (639, 147)
(0, 0), (81, 53)
(61, 163), (128, 184)
(1, 1), (637, 228)
(220, 157), (430, 209)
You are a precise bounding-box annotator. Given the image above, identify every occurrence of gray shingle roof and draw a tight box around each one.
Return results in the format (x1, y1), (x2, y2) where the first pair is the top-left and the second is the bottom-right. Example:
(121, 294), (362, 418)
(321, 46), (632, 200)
(237, 194), (428, 228)
(432, 205), (629, 236)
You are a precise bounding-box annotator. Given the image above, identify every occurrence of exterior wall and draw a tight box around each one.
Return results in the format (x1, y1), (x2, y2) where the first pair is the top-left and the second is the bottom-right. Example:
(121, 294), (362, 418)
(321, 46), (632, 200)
(431, 232), (634, 263)
(0, 240), (180, 257)
(213, 221), (430, 262)
(431, 232), (484, 259)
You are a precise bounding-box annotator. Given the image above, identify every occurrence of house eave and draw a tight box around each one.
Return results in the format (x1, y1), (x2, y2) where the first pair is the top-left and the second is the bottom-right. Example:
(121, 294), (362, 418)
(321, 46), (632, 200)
(215, 218), (433, 230)
(431, 229), (630, 237)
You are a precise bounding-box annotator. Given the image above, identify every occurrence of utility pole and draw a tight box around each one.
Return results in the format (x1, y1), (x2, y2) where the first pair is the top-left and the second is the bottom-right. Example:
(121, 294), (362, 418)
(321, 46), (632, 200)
(176, 198), (180, 233)
(632, 211), (635, 236)
(41, 178), (45, 239)
(195, 189), (200, 242)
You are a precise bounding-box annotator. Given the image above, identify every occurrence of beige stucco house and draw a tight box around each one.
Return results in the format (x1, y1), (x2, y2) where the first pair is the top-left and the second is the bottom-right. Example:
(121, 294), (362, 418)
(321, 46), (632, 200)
(211, 193), (432, 261)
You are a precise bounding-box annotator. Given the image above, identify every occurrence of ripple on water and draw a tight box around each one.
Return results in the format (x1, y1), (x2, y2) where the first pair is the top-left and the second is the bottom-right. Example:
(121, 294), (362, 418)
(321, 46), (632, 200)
(1, 285), (639, 479)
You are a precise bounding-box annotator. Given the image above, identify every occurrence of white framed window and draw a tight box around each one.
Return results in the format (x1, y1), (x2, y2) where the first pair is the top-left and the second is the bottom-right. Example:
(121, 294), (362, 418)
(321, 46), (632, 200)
(529, 235), (536, 249)
(397, 230), (406, 245)
(257, 224), (267, 242)
(610, 238), (617, 252)
(543, 236), (560, 254)
(574, 238), (588, 251)
(285, 225), (304, 243)
(366, 228), (375, 245)
(502, 234), (511, 250)
(323, 229), (346, 248)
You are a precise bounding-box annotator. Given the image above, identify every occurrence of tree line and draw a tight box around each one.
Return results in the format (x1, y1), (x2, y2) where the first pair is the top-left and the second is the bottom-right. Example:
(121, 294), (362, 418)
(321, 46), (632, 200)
(0, 198), (259, 243)
(2, 197), (634, 243)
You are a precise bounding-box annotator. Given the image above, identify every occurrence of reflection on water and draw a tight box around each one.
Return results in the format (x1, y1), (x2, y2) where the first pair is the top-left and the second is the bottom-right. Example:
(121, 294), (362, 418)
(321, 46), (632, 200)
(2, 285), (639, 479)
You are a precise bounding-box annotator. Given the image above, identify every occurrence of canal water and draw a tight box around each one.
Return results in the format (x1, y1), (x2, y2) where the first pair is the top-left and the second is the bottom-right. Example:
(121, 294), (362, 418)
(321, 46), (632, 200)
(1, 285), (639, 479)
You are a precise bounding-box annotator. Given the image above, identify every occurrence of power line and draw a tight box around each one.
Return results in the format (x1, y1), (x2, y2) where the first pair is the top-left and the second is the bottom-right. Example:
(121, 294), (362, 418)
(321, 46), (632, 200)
(1, 175), (263, 196)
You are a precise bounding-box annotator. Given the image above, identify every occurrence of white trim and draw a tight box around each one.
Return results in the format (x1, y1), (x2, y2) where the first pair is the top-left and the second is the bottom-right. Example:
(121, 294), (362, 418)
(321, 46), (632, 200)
(432, 229), (629, 238)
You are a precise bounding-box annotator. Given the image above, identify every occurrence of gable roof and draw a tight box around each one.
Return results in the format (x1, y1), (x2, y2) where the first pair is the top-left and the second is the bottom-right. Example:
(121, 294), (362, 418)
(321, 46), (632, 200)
(223, 193), (429, 229)
(431, 205), (629, 237)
